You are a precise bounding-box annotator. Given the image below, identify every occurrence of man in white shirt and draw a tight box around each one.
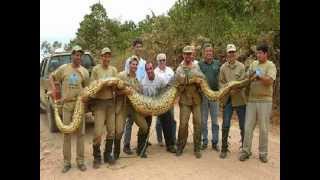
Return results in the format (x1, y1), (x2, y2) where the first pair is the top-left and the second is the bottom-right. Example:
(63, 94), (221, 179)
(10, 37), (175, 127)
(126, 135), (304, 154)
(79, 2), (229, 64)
(154, 53), (177, 146)
(141, 61), (177, 153)
(122, 38), (147, 155)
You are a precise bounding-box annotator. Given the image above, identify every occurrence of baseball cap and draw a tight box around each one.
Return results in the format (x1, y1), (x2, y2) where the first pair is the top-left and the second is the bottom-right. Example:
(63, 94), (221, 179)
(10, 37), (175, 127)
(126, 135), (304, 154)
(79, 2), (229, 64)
(71, 45), (84, 54)
(226, 44), (236, 52)
(156, 53), (166, 61)
(183, 45), (193, 53)
(101, 47), (111, 55)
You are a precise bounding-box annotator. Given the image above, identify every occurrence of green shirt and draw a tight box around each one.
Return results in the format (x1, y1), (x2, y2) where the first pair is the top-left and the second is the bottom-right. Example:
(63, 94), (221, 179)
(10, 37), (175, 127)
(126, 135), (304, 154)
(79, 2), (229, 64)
(198, 59), (220, 91)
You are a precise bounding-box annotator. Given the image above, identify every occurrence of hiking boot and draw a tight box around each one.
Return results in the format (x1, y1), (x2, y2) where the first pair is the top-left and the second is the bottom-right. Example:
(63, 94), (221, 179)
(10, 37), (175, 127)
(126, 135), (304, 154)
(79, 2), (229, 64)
(77, 164), (87, 171)
(220, 151), (228, 159)
(259, 156), (268, 163)
(104, 139), (115, 165)
(166, 146), (177, 153)
(61, 165), (71, 173)
(114, 139), (121, 160)
(123, 144), (133, 155)
(92, 144), (102, 169)
(239, 151), (250, 161)
(194, 151), (202, 159)
(176, 148), (183, 156)
(201, 144), (208, 150)
(212, 143), (220, 152)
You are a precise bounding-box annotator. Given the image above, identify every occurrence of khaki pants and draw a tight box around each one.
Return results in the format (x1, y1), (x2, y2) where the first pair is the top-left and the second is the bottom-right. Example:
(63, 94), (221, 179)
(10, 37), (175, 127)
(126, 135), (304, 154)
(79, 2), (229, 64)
(242, 102), (272, 157)
(177, 103), (201, 152)
(62, 109), (85, 166)
(92, 99), (116, 144)
(121, 102), (149, 136)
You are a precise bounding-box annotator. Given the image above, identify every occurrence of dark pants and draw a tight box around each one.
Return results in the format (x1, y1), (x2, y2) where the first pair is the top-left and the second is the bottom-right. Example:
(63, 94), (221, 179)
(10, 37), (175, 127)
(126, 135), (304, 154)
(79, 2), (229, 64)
(222, 98), (246, 130)
(156, 109), (176, 144)
(158, 109), (176, 148)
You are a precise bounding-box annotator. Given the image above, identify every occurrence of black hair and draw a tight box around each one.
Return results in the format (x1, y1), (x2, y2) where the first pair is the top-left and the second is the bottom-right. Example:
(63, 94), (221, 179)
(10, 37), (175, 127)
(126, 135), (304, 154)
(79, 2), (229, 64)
(256, 44), (269, 53)
(202, 43), (213, 50)
(132, 38), (143, 47)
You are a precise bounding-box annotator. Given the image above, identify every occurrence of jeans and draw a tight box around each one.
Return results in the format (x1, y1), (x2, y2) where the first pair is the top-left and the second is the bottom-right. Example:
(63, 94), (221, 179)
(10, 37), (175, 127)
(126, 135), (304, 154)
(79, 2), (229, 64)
(201, 95), (219, 145)
(222, 98), (246, 130)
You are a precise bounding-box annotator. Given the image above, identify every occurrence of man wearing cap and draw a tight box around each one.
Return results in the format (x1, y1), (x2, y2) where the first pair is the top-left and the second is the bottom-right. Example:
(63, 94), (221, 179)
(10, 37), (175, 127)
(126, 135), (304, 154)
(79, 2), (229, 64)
(175, 45), (205, 159)
(198, 43), (221, 152)
(239, 44), (277, 163)
(90, 47), (118, 168)
(180, 45), (199, 65)
(142, 61), (177, 153)
(117, 56), (150, 158)
(219, 44), (247, 159)
(154, 53), (177, 146)
(122, 38), (147, 155)
(49, 45), (90, 173)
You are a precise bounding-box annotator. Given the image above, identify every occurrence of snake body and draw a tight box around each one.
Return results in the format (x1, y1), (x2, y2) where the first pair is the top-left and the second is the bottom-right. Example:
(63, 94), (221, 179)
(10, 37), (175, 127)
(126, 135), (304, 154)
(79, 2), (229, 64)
(54, 77), (250, 133)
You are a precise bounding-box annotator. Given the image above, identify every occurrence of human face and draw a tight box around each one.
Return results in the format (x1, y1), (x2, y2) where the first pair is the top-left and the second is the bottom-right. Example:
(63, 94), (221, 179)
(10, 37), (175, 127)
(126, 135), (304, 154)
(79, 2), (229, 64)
(100, 53), (111, 67)
(183, 52), (193, 64)
(145, 63), (155, 80)
(71, 51), (83, 66)
(203, 47), (213, 62)
(227, 51), (236, 63)
(129, 59), (138, 73)
(158, 58), (166, 69)
(133, 43), (143, 57)
(256, 50), (268, 63)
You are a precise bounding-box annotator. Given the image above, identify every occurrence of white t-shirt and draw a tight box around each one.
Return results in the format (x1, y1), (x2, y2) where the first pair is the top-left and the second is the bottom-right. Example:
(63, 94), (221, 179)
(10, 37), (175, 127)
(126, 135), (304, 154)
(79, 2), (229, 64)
(141, 74), (166, 97)
(154, 66), (174, 85)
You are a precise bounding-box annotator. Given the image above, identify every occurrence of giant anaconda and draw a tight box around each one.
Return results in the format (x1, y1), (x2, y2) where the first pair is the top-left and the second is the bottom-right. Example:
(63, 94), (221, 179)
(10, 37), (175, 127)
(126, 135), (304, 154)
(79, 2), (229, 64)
(54, 77), (250, 133)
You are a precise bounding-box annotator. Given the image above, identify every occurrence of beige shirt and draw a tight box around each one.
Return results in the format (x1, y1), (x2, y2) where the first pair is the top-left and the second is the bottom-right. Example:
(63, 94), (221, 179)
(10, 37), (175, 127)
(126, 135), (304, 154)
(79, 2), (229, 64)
(90, 64), (118, 99)
(175, 62), (205, 105)
(51, 63), (89, 111)
(247, 60), (277, 102)
(220, 60), (246, 107)
(116, 71), (141, 113)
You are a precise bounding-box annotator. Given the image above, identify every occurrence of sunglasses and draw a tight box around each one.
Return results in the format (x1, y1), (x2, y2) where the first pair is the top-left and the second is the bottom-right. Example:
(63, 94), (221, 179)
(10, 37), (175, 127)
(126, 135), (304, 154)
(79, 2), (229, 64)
(159, 59), (166, 62)
(228, 51), (235, 54)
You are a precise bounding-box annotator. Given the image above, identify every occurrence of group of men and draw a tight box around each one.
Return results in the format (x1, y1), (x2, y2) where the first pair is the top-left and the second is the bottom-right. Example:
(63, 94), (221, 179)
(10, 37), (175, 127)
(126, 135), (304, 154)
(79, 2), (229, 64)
(49, 38), (277, 173)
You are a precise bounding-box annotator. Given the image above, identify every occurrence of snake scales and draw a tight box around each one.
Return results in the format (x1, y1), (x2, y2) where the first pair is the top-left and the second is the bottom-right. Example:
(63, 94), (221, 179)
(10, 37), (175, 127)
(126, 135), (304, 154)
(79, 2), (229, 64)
(53, 77), (250, 133)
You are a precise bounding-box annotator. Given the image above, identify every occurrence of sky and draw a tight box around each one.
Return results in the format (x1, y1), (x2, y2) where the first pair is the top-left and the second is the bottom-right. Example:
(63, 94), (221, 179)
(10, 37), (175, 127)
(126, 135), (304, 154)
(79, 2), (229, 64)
(40, 0), (177, 44)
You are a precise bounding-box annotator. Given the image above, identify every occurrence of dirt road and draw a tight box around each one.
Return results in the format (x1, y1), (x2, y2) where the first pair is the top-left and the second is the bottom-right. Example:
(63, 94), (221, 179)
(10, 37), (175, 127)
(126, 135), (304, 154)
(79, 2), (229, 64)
(40, 104), (280, 180)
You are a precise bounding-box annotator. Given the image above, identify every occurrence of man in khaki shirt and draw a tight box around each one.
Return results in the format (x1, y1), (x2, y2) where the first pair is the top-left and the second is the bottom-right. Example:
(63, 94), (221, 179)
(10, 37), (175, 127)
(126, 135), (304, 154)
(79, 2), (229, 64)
(175, 45), (205, 159)
(117, 56), (150, 158)
(219, 44), (246, 159)
(49, 45), (90, 173)
(239, 44), (277, 163)
(90, 47), (118, 168)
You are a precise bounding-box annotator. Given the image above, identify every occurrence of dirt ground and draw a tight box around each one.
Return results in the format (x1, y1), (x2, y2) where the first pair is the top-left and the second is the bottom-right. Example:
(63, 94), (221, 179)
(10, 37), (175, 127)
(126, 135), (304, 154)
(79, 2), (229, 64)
(40, 104), (280, 180)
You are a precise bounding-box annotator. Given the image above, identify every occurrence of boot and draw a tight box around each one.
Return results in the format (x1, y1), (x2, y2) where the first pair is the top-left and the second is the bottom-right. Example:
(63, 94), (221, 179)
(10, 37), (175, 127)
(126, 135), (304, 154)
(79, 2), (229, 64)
(113, 139), (121, 160)
(103, 139), (115, 165)
(220, 128), (230, 159)
(138, 134), (148, 158)
(123, 144), (133, 155)
(92, 144), (102, 169)
(136, 134), (143, 156)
